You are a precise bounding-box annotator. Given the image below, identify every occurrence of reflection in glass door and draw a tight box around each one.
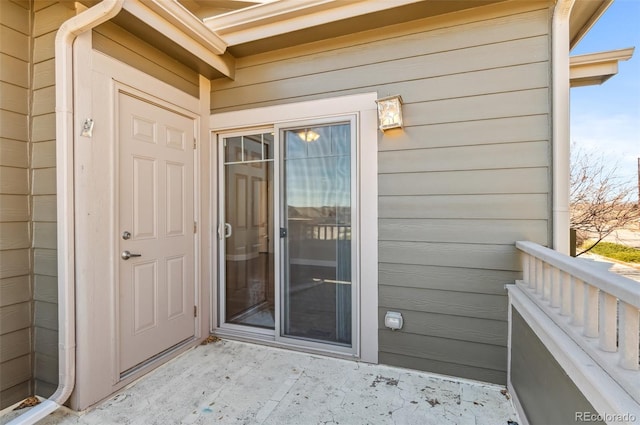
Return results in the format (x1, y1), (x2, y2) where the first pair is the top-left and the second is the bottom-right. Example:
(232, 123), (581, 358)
(222, 132), (274, 329)
(281, 122), (354, 346)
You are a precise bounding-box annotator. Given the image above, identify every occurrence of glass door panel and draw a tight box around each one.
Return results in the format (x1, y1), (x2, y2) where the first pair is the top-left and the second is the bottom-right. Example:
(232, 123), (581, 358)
(282, 123), (352, 346)
(222, 133), (274, 329)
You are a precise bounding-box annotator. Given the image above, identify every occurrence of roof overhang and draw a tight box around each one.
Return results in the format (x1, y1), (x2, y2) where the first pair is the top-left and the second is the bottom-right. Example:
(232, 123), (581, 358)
(202, 0), (504, 57)
(569, 0), (613, 50)
(570, 47), (634, 87)
(79, 0), (235, 78)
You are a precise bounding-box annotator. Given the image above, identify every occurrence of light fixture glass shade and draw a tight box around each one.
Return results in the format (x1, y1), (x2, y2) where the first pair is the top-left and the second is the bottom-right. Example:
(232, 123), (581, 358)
(376, 95), (403, 131)
(297, 129), (320, 142)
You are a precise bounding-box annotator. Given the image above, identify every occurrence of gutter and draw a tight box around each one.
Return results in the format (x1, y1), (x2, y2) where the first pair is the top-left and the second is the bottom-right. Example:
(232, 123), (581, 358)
(551, 0), (575, 255)
(5, 3), (126, 424)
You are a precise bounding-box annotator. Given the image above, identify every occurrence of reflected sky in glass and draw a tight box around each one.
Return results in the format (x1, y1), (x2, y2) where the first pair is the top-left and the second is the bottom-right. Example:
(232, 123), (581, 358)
(284, 123), (350, 209)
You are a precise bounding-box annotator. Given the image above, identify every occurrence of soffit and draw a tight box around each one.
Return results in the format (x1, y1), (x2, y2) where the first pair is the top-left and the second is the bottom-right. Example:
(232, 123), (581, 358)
(107, 9), (232, 79)
(202, 0), (505, 57)
(178, 0), (265, 19)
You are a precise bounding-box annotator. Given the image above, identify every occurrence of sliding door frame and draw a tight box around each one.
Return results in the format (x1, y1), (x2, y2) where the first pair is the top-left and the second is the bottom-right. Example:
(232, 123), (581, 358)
(274, 116), (358, 356)
(210, 93), (379, 363)
(216, 127), (275, 338)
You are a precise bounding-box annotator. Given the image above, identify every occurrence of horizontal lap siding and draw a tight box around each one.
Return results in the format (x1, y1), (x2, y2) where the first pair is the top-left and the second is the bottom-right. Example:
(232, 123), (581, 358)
(0, 0), (32, 408)
(375, 6), (551, 383)
(211, 4), (552, 384)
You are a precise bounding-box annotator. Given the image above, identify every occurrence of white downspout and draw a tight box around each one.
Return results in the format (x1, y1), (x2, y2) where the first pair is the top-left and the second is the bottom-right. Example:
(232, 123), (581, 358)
(551, 0), (575, 255)
(7, 1), (125, 424)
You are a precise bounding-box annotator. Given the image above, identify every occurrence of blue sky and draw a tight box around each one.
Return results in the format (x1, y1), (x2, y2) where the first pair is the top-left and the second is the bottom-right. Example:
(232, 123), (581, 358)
(570, 0), (640, 184)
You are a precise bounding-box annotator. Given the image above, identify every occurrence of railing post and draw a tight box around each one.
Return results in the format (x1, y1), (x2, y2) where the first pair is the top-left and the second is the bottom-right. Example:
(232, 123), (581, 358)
(598, 292), (617, 352)
(618, 302), (639, 370)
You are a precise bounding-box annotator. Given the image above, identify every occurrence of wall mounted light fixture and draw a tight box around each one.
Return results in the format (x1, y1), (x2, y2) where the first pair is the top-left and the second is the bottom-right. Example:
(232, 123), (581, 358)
(375, 95), (403, 131)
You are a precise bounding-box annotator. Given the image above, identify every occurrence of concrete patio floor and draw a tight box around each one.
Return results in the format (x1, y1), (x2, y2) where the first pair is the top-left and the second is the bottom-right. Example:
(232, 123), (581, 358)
(3, 339), (520, 425)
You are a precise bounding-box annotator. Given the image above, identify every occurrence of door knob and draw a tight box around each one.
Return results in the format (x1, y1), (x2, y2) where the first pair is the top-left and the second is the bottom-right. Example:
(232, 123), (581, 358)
(121, 250), (141, 260)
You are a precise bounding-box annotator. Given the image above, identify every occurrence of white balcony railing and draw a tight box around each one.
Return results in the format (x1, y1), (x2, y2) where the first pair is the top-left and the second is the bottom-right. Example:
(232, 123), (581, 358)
(515, 241), (640, 405)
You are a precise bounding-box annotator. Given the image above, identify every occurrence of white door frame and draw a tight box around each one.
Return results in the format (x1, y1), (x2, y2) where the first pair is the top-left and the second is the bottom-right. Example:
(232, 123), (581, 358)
(71, 31), (211, 410)
(209, 93), (379, 363)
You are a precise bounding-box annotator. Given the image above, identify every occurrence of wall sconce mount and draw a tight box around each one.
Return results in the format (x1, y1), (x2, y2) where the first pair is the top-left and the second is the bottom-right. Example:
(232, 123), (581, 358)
(376, 95), (403, 131)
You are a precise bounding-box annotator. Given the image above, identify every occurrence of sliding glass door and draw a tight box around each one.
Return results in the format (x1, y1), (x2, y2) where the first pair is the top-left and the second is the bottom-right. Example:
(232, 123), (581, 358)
(281, 122), (354, 346)
(221, 132), (274, 330)
(219, 118), (356, 352)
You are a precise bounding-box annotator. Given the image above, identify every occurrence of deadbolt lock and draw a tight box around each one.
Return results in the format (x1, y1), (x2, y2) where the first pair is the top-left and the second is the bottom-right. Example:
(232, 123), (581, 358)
(122, 231), (131, 240)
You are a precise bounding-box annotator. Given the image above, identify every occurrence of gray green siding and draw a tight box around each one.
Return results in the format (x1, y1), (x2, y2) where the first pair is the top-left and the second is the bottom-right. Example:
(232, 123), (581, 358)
(511, 308), (604, 425)
(0, 0), (33, 409)
(0, 1), (205, 403)
(211, 3), (552, 383)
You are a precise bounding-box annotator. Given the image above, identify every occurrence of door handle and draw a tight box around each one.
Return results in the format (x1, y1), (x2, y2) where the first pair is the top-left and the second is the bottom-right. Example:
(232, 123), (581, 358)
(121, 250), (142, 260)
(224, 223), (233, 238)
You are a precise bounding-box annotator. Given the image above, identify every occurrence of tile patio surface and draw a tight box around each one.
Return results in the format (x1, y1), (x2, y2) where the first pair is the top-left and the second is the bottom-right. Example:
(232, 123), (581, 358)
(4, 339), (520, 425)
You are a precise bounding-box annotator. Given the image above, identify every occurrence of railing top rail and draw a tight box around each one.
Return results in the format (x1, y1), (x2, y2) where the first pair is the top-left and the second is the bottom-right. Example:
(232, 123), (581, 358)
(516, 241), (640, 308)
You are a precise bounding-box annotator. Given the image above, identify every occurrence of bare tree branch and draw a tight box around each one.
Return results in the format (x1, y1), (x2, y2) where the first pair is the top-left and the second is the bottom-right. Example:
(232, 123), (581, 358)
(570, 144), (640, 256)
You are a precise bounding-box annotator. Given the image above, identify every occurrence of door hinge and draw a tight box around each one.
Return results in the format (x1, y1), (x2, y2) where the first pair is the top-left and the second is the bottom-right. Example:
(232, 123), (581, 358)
(194, 222), (197, 233)
(194, 305), (197, 317)
(193, 138), (196, 149)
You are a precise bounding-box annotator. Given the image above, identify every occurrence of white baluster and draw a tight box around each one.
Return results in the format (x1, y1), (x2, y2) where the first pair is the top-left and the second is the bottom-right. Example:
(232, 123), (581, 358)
(598, 292), (617, 352)
(560, 271), (571, 316)
(583, 285), (598, 338)
(551, 267), (561, 308)
(536, 259), (543, 295)
(529, 255), (536, 289)
(618, 302), (639, 370)
(572, 277), (585, 326)
(543, 263), (551, 301)
(523, 253), (530, 286)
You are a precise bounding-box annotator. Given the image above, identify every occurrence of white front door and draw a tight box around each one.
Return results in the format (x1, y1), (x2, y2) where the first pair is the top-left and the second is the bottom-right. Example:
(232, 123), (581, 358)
(118, 91), (195, 374)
